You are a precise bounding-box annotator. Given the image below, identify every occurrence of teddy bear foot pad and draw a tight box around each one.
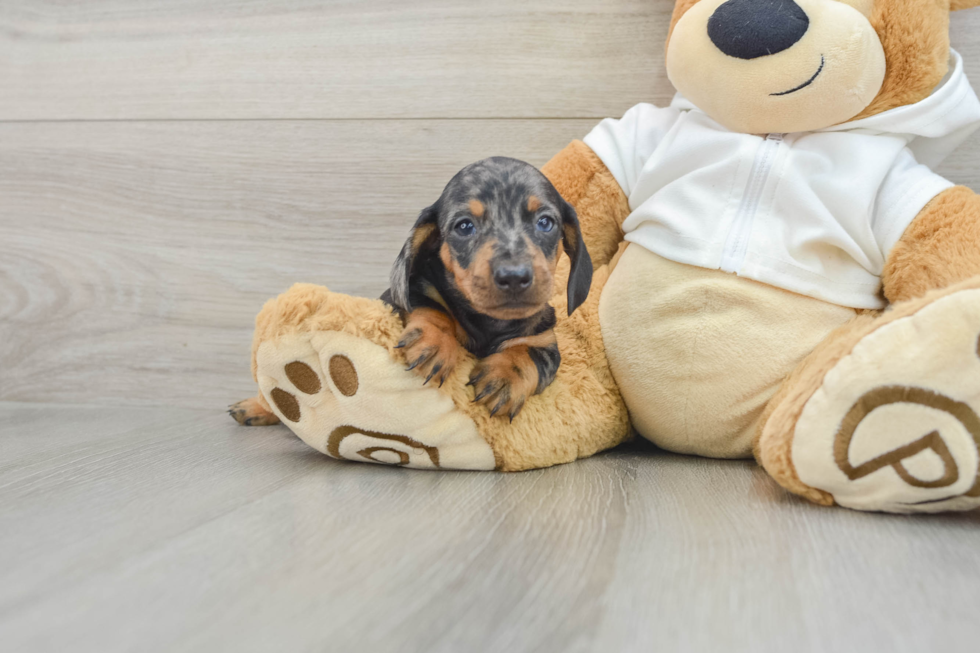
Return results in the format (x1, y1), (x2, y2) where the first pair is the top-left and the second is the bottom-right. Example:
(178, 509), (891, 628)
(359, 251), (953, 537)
(792, 285), (980, 513)
(255, 331), (497, 471)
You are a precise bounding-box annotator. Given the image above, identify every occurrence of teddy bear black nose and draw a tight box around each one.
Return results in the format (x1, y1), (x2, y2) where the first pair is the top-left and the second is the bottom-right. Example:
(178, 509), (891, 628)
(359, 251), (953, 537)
(708, 0), (810, 60)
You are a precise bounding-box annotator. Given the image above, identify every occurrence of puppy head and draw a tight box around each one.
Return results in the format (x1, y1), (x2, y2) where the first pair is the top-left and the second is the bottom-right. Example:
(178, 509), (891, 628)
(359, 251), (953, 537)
(390, 157), (592, 320)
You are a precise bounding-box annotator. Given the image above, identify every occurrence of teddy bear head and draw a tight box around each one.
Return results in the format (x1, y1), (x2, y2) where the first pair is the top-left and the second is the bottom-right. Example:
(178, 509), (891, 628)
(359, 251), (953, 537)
(666, 0), (979, 134)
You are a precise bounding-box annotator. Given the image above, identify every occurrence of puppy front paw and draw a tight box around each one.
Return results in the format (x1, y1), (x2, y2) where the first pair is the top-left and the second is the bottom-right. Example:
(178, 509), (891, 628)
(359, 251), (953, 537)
(468, 348), (540, 421)
(396, 308), (461, 387)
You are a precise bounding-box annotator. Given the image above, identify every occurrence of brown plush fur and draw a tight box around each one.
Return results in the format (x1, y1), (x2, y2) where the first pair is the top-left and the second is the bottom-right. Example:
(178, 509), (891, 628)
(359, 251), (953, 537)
(851, 0), (951, 121)
(883, 186), (980, 304)
(540, 140), (631, 268)
(250, 285), (406, 383)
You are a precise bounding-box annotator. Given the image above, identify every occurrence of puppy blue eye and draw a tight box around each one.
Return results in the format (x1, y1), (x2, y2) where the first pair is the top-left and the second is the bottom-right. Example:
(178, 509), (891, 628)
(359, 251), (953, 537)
(455, 219), (476, 236)
(536, 216), (555, 232)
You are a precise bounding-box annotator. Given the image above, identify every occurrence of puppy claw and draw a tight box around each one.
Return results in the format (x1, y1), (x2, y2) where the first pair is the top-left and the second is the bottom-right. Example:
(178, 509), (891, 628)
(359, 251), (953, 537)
(508, 400), (525, 422)
(473, 383), (499, 403)
(397, 328), (423, 349)
(489, 395), (510, 418)
(405, 351), (432, 372)
(424, 363), (443, 386)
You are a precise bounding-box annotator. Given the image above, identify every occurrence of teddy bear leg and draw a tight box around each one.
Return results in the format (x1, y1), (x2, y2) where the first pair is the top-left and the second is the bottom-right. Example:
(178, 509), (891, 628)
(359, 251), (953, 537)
(756, 277), (980, 513)
(240, 276), (629, 472)
(240, 284), (498, 470)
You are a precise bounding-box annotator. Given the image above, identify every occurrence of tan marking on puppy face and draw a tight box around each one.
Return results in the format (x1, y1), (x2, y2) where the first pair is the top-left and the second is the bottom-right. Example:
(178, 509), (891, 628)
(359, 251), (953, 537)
(441, 240), (510, 316)
(527, 195), (541, 213)
(526, 236), (558, 305)
(443, 231), (556, 321)
(439, 240), (453, 270)
(483, 237), (555, 321)
(468, 199), (485, 218)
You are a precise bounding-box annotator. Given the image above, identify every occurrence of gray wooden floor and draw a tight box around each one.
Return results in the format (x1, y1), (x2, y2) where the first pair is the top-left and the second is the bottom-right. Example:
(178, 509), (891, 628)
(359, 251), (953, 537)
(2, 403), (980, 653)
(4, 2), (980, 651)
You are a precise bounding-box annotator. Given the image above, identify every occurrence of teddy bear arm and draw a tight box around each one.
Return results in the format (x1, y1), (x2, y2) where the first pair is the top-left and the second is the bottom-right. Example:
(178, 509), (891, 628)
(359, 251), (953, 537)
(541, 140), (630, 268)
(882, 186), (980, 305)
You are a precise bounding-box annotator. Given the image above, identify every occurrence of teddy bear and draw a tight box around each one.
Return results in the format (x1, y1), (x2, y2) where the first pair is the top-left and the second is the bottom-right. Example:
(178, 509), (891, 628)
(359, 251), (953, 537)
(232, 0), (980, 514)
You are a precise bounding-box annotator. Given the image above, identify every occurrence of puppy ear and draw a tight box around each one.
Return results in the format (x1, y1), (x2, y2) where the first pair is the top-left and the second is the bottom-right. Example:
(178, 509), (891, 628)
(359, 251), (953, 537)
(388, 204), (440, 311)
(560, 200), (593, 315)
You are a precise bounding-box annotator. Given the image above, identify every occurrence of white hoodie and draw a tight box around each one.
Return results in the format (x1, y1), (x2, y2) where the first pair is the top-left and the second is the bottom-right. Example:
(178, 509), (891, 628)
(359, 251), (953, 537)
(584, 51), (980, 309)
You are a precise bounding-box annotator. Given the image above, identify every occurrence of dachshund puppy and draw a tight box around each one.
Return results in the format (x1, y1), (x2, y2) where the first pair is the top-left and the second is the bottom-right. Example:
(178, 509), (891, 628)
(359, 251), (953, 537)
(383, 157), (593, 420)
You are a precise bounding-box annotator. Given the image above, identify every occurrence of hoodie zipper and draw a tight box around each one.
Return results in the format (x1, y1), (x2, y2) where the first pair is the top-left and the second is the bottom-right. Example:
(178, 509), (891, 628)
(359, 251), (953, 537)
(720, 133), (784, 274)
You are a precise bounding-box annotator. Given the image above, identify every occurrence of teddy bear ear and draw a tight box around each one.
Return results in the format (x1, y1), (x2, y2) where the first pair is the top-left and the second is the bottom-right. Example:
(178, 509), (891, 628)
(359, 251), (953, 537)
(951, 0), (980, 10)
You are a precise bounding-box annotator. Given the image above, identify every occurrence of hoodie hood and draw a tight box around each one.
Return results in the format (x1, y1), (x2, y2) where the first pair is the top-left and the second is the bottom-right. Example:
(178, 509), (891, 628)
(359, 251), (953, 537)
(670, 50), (980, 169)
(824, 50), (980, 168)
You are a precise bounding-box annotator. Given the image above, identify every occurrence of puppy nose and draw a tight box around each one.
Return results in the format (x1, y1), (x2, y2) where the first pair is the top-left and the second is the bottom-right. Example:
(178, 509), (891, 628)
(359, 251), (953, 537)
(708, 0), (809, 60)
(493, 265), (533, 291)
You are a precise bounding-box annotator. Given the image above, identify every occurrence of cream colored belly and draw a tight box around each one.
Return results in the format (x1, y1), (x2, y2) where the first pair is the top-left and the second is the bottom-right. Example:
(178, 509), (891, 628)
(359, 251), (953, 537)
(599, 244), (857, 459)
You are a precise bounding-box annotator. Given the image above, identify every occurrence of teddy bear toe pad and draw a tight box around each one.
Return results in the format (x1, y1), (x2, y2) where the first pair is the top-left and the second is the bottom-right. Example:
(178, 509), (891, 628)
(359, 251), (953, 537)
(255, 331), (496, 471)
(792, 287), (980, 513)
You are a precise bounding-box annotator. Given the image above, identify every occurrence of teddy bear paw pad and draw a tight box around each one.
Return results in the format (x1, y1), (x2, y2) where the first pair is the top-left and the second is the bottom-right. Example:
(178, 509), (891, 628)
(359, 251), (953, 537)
(255, 331), (496, 470)
(792, 287), (980, 513)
